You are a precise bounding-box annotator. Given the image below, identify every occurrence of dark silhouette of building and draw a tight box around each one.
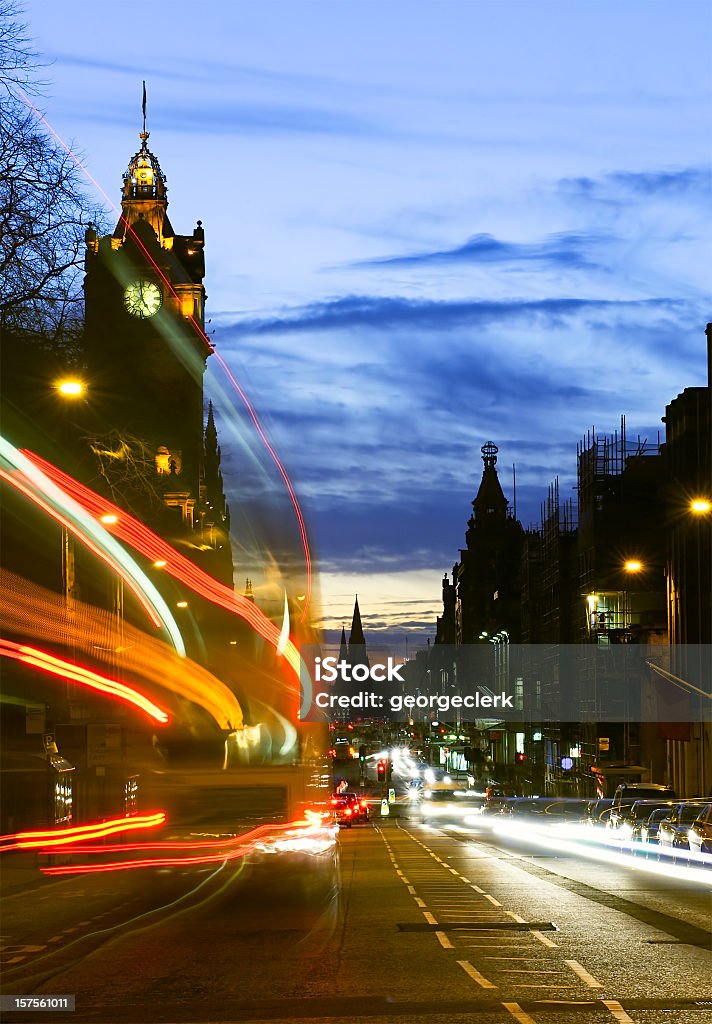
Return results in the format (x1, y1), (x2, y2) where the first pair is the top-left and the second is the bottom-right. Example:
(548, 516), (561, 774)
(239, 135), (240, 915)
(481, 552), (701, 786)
(437, 442), (523, 645)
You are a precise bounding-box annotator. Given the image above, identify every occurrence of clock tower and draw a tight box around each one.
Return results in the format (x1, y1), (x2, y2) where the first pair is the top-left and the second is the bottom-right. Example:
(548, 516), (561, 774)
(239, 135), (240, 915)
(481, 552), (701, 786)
(82, 118), (231, 583)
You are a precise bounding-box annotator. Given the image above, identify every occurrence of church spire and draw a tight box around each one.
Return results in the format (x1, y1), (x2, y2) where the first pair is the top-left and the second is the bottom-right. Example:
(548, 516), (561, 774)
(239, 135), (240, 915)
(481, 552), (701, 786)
(348, 596), (369, 668)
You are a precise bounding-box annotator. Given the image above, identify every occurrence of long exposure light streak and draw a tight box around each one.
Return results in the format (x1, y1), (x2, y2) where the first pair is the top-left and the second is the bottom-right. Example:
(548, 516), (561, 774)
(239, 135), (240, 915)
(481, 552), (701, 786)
(0, 438), (185, 655)
(0, 639), (170, 724)
(214, 354), (312, 621)
(0, 570), (244, 730)
(0, 813), (166, 851)
(39, 818), (336, 875)
(23, 451), (302, 680)
(16, 88), (313, 622)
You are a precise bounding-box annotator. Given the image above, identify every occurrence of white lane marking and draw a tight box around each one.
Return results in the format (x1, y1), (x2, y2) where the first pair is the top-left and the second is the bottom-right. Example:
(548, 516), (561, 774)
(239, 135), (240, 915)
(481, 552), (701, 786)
(602, 1000), (636, 1023)
(449, 867), (459, 874)
(423, 911), (438, 925)
(414, 898), (426, 908)
(399, 877), (411, 884)
(460, 876), (472, 883)
(435, 930), (454, 949)
(457, 959), (497, 989)
(484, 893), (503, 906)
(407, 885), (416, 895)
(564, 959), (603, 988)
(532, 930), (558, 948)
(502, 1002), (537, 1024)
(471, 884), (486, 893)
(506, 912), (526, 923)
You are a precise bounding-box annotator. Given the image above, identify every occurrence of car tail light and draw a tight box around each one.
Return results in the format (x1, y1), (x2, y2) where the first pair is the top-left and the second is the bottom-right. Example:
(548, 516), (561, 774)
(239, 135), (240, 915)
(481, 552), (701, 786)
(345, 808), (352, 816)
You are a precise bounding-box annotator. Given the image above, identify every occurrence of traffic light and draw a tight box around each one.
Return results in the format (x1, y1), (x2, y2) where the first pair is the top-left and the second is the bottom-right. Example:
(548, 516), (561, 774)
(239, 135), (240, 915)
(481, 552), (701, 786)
(515, 752), (526, 764)
(359, 745), (366, 763)
(377, 759), (387, 782)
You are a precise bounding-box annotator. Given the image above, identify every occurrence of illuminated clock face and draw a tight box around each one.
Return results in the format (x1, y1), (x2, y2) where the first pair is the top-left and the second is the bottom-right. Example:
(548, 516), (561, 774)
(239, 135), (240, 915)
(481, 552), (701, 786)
(124, 280), (162, 319)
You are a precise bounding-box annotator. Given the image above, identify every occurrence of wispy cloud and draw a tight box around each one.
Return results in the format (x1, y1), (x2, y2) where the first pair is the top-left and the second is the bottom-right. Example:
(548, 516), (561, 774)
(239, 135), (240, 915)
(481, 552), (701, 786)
(222, 294), (684, 337)
(349, 231), (605, 271)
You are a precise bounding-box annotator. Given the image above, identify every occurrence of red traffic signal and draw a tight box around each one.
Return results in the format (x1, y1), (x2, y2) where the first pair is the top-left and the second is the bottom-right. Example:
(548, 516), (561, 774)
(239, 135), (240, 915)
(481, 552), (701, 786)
(515, 752), (526, 764)
(377, 759), (387, 782)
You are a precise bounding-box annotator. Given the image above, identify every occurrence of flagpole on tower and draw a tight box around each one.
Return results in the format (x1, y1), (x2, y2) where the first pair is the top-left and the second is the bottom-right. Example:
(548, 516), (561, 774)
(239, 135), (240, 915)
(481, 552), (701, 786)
(142, 80), (147, 137)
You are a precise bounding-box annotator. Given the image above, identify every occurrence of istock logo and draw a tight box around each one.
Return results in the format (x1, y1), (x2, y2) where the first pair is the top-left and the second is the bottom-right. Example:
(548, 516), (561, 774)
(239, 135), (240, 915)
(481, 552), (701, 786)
(314, 656), (405, 684)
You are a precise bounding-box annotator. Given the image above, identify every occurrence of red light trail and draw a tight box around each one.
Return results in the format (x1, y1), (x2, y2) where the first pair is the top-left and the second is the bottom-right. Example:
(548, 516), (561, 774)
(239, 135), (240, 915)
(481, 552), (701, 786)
(0, 813), (167, 851)
(0, 639), (170, 724)
(0, 465), (163, 631)
(35, 818), (332, 875)
(22, 451), (302, 679)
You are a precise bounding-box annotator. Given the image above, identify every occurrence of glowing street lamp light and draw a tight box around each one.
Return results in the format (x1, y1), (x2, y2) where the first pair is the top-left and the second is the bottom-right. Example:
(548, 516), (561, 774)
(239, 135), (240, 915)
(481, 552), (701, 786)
(624, 560), (643, 573)
(56, 380), (85, 397)
(690, 498), (712, 514)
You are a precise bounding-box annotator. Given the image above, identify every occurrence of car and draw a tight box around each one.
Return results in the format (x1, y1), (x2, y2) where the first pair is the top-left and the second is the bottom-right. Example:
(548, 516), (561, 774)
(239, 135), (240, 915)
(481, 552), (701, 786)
(420, 783), (483, 825)
(686, 803), (712, 857)
(609, 784), (677, 830)
(623, 800), (677, 842)
(639, 806), (678, 845)
(343, 792), (370, 823)
(657, 801), (707, 854)
(331, 792), (370, 827)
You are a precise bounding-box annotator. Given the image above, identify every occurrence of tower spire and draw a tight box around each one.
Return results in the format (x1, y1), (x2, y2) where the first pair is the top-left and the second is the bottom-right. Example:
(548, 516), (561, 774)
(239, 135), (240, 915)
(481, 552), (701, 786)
(142, 80), (147, 138)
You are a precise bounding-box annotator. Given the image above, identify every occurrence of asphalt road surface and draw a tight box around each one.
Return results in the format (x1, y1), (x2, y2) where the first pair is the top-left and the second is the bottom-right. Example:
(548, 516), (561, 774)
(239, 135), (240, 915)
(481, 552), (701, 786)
(1, 808), (710, 1024)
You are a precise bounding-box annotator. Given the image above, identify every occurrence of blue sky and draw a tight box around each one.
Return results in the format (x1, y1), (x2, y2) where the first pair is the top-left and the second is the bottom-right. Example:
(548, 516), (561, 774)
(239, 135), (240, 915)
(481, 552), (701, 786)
(25, 0), (712, 643)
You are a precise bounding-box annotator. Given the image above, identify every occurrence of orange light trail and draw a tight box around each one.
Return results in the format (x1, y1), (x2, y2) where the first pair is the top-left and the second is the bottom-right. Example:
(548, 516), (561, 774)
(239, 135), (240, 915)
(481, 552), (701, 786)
(0, 569), (244, 730)
(22, 451), (302, 680)
(0, 813), (166, 851)
(17, 89), (313, 621)
(0, 639), (170, 724)
(38, 818), (331, 875)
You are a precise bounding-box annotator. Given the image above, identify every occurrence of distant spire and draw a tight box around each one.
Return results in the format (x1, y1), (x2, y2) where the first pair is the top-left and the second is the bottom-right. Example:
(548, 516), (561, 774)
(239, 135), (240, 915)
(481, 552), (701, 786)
(142, 80), (147, 137)
(349, 596), (366, 647)
(244, 578), (254, 602)
(338, 625), (348, 663)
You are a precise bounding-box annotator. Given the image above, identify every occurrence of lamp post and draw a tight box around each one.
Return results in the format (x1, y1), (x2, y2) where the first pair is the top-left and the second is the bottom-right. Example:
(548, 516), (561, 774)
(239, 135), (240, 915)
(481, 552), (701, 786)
(689, 498), (711, 798)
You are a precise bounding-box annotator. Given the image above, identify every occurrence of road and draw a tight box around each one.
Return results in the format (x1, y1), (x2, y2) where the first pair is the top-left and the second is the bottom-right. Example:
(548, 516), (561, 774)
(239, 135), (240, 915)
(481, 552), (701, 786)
(1, 806), (710, 1024)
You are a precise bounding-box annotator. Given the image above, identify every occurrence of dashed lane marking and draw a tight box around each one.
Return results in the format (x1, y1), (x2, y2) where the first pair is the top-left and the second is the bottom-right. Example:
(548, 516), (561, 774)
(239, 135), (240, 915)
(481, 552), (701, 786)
(532, 930), (558, 948)
(502, 1002), (537, 1024)
(414, 898), (426, 908)
(435, 930), (454, 949)
(602, 999), (636, 1023)
(457, 959), (497, 989)
(423, 911), (438, 925)
(564, 959), (603, 988)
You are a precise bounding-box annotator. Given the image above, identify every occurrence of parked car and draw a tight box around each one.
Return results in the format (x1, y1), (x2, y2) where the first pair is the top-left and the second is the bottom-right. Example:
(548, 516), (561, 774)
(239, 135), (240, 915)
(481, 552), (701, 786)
(687, 803), (712, 857)
(639, 806), (678, 845)
(657, 801), (707, 853)
(609, 784), (676, 830)
(623, 800), (676, 841)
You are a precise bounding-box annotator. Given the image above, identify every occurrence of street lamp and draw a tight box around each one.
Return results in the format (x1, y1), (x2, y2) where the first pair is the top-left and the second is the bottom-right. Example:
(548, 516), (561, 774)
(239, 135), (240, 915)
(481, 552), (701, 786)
(55, 379), (85, 397)
(690, 498), (712, 515)
(623, 559), (643, 573)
